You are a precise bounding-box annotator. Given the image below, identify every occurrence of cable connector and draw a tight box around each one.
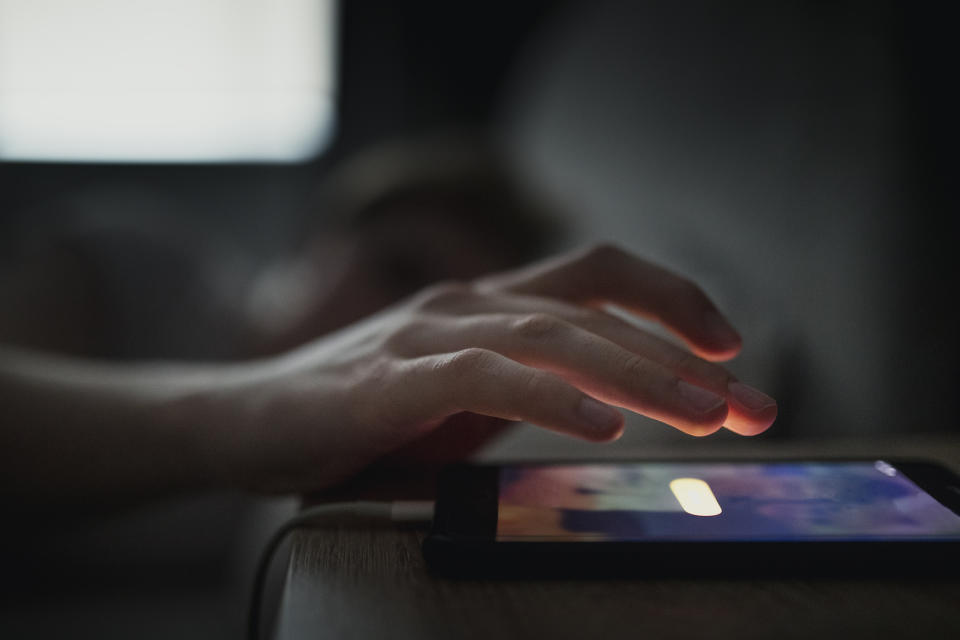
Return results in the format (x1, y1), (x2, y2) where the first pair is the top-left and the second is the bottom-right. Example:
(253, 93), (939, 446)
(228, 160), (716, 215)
(390, 499), (436, 523)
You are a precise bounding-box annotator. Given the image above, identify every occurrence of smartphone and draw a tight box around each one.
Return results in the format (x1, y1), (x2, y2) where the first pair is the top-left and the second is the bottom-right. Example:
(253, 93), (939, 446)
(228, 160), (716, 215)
(422, 459), (960, 577)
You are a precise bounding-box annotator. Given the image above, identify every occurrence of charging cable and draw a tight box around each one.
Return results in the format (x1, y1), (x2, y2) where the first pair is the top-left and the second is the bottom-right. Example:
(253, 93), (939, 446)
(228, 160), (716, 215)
(248, 500), (435, 640)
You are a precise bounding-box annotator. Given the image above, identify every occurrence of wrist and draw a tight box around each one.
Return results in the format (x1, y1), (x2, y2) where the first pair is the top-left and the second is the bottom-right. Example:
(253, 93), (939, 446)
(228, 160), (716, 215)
(152, 361), (279, 493)
(154, 382), (233, 493)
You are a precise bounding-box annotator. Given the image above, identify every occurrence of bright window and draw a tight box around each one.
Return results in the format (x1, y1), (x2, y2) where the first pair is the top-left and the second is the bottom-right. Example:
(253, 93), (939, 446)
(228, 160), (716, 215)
(0, 0), (337, 163)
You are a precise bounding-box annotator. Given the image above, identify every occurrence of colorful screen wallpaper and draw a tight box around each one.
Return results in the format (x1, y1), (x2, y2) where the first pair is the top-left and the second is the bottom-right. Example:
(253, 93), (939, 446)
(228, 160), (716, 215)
(496, 461), (960, 542)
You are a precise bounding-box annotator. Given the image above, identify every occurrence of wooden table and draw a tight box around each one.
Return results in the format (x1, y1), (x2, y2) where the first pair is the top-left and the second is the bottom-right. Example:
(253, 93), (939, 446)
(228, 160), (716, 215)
(273, 433), (960, 640)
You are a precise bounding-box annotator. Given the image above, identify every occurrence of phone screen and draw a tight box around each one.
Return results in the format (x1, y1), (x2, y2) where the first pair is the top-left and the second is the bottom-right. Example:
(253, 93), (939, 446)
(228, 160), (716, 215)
(496, 461), (960, 542)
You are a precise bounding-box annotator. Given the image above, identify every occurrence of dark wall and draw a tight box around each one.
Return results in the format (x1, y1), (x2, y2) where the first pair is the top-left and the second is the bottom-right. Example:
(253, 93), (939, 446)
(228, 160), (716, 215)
(498, 0), (956, 435)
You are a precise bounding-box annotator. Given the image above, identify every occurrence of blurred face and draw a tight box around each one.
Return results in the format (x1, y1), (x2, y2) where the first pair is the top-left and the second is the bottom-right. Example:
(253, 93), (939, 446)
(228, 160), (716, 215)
(344, 203), (512, 307)
(246, 201), (525, 354)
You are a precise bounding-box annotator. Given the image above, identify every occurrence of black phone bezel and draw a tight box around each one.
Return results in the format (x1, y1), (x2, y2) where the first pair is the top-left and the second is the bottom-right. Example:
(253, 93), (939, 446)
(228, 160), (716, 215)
(423, 458), (960, 578)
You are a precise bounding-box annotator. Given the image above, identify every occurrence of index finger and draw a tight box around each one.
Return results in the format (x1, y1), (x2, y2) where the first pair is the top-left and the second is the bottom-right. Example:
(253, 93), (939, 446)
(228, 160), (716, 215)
(477, 244), (742, 361)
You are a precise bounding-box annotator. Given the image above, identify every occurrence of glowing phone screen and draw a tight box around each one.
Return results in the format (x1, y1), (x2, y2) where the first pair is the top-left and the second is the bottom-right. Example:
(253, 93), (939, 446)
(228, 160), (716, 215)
(496, 461), (960, 542)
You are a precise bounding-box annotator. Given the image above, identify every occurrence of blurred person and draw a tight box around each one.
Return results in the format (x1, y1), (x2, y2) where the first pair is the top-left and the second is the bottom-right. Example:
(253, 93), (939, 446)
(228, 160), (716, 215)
(0, 133), (777, 511)
(241, 131), (559, 356)
(1, 243), (776, 510)
(0, 132), (556, 363)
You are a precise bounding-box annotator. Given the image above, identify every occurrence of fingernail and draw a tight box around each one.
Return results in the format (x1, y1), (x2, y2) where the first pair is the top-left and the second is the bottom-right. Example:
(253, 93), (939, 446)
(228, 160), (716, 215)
(677, 380), (727, 413)
(578, 397), (622, 431)
(728, 381), (776, 412)
(703, 310), (742, 348)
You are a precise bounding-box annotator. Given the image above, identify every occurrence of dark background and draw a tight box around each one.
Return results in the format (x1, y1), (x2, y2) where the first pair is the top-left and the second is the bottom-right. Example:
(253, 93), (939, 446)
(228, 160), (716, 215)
(0, 0), (953, 278)
(0, 1), (557, 257)
(0, 2), (956, 638)
(4, 0), (953, 434)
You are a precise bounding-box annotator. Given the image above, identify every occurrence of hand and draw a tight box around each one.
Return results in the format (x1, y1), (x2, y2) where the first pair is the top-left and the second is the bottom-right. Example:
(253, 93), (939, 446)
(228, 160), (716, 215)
(208, 245), (777, 493)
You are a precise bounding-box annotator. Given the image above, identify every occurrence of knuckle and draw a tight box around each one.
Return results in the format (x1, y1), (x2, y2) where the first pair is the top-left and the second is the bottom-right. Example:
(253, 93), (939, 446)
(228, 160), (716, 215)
(570, 307), (610, 331)
(382, 318), (427, 353)
(582, 242), (625, 267)
(437, 347), (495, 376)
(674, 352), (733, 387)
(520, 369), (549, 399)
(621, 353), (658, 384)
(413, 280), (471, 310)
(673, 351), (702, 372)
(511, 313), (564, 341)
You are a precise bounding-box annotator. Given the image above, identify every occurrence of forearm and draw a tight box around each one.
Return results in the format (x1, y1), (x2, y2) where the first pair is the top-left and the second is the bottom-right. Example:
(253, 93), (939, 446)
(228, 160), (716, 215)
(0, 245), (778, 508)
(0, 346), (239, 508)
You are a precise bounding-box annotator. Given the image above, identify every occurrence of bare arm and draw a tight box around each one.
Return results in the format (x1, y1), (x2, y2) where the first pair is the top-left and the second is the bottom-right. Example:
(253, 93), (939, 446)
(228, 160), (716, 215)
(0, 347), (234, 507)
(1, 245), (777, 508)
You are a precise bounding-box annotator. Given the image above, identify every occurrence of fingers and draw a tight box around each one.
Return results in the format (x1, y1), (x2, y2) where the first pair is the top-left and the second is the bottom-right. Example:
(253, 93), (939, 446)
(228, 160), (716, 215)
(477, 243), (742, 361)
(387, 348), (625, 442)
(399, 243), (777, 437)
(408, 290), (776, 435)
(386, 315), (730, 437)
(724, 382), (778, 436)
(514, 301), (776, 435)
